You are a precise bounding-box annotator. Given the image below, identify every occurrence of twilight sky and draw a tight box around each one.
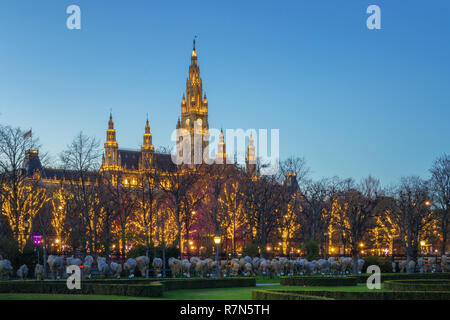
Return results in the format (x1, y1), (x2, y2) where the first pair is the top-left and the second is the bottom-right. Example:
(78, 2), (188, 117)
(0, 0), (449, 185)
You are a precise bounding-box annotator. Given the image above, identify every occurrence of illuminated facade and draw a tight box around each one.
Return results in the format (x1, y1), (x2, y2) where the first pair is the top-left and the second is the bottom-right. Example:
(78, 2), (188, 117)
(98, 40), (256, 179)
(22, 41), (257, 189)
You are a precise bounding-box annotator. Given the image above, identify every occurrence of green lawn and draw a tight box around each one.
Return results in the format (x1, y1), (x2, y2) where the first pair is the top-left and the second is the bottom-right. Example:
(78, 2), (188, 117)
(0, 293), (150, 300)
(0, 283), (384, 300)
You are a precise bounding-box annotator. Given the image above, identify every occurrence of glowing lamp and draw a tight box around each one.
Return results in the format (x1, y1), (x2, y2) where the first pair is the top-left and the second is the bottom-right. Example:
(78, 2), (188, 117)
(214, 236), (221, 245)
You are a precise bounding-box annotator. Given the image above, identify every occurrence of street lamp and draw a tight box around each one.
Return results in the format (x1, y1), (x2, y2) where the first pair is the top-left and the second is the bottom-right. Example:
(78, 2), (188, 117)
(214, 236), (221, 278)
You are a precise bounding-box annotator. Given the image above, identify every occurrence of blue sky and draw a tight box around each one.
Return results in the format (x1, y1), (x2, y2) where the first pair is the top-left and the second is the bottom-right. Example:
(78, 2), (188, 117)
(0, 0), (449, 185)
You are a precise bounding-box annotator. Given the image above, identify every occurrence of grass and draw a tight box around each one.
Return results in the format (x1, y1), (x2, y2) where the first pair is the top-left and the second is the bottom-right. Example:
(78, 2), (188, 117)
(0, 283), (384, 300)
(0, 293), (150, 300)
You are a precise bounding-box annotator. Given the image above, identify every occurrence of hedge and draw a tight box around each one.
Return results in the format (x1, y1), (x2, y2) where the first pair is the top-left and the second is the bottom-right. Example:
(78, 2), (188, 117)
(161, 277), (256, 290)
(384, 280), (450, 292)
(355, 272), (450, 283)
(252, 290), (334, 300)
(280, 276), (358, 286)
(282, 290), (450, 300)
(0, 277), (255, 297)
(0, 280), (164, 297)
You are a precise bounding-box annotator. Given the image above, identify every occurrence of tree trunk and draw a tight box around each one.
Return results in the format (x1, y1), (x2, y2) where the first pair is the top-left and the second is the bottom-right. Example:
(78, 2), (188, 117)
(162, 241), (166, 278)
(352, 250), (359, 275)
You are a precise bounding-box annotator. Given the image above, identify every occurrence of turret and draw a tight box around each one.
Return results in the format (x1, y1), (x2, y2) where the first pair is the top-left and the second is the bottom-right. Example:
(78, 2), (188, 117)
(103, 113), (119, 170)
(216, 129), (227, 164)
(246, 134), (257, 176)
(141, 117), (154, 169)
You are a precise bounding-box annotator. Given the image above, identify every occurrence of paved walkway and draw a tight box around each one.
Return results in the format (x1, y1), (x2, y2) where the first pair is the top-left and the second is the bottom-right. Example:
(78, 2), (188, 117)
(256, 283), (280, 286)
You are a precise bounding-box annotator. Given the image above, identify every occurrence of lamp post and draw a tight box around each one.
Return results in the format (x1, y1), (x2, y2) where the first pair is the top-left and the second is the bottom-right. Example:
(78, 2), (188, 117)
(214, 236), (221, 278)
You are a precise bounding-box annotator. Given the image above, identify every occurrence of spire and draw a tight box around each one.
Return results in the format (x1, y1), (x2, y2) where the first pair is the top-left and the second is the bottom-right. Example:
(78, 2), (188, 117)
(142, 116), (154, 153)
(108, 112), (114, 129)
(216, 128), (227, 164)
(246, 134), (256, 164)
(102, 112), (119, 171)
(106, 113), (117, 143)
(191, 37), (198, 64)
(145, 114), (151, 134)
(246, 134), (257, 176)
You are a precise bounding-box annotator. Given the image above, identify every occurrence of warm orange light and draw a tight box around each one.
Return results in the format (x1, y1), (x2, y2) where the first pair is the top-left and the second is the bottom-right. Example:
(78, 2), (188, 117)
(266, 246), (272, 252)
(331, 248), (335, 252)
(359, 243), (364, 248)
(55, 239), (60, 244)
(420, 241), (426, 246)
(425, 201), (431, 207)
(214, 236), (221, 245)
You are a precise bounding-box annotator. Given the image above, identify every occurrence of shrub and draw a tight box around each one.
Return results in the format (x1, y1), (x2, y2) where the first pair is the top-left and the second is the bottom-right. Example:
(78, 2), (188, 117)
(0, 236), (19, 262)
(302, 239), (319, 261)
(356, 272), (450, 283)
(252, 289), (333, 300)
(243, 242), (259, 258)
(252, 289), (450, 300)
(280, 276), (358, 286)
(295, 290), (450, 300)
(363, 256), (392, 273)
(384, 279), (450, 292)
(0, 277), (253, 297)
(161, 277), (256, 290)
(0, 280), (164, 297)
(126, 244), (147, 259)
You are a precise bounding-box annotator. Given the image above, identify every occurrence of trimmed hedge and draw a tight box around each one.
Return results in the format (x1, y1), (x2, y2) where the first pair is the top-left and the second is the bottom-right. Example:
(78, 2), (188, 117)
(252, 289), (334, 300)
(384, 280), (450, 292)
(0, 277), (255, 298)
(356, 272), (450, 283)
(280, 276), (357, 286)
(252, 289), (450, 300)
(0, 280), (164, 297)
(286, 290), (450, 300)
(161, 277), (256, 290)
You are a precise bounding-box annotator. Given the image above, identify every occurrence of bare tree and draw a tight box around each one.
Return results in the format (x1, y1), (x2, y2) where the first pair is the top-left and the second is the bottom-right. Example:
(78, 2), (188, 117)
(0, 125), (48, 251)
(392, 176), (434, 264)
(158, 167), (199, 256)
(242, 174), (289, 257)
(299, 178), (332, 246)
(335, 176), (380, 274)
(279, 156), (310, 185)
(60, 132), (101, 255)
(430, 154), (450, 255)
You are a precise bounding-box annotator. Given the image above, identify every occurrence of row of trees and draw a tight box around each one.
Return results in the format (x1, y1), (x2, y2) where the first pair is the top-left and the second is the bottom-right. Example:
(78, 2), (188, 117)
(0, 124), (449, 270)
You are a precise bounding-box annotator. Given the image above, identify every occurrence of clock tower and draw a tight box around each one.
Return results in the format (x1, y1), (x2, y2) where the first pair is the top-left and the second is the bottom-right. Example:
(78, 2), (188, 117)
(177, 39), (210, 165)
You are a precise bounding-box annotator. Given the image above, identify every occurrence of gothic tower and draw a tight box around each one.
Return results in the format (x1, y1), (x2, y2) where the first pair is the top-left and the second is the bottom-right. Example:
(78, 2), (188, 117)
(246, 134), (257, 176)
(216, 129), (227, 164)
(177, 39), (210, 165)
(103, 113), (119, 170)
(140, 117), (154, 169)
